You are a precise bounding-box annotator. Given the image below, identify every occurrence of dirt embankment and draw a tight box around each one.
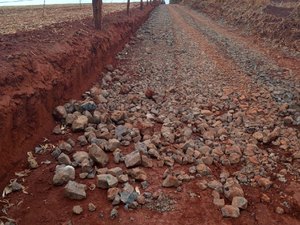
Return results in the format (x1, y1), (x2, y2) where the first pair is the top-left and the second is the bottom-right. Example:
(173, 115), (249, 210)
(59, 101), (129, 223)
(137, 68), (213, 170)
(182, 0), (300, 52)
(0, 6), (154, 183)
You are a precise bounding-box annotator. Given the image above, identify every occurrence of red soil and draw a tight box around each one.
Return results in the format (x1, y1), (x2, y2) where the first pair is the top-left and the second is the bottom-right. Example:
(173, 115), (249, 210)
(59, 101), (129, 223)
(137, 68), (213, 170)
(0, 6), (154, 188)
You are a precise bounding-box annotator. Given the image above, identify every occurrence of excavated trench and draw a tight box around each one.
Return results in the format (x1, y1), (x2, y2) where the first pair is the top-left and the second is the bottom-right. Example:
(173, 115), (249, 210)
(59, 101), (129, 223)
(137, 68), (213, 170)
(0, 6), (155, 188)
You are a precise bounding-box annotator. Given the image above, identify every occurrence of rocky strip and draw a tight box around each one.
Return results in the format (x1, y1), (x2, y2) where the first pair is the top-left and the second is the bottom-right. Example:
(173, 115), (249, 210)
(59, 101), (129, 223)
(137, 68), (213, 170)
(1, 5), (299, 225)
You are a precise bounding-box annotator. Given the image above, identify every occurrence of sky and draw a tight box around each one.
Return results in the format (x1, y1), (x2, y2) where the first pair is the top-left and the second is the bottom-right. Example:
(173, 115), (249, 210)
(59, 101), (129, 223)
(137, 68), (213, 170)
(0, 0), (169, 6)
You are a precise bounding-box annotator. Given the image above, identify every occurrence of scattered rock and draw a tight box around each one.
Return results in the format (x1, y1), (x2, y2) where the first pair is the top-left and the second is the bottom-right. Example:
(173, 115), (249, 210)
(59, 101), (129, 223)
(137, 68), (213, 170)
(118, 174), (129, 183)
(88, 203), (96, 212)
(137, 195), (146, 205)
(196, 180), (208, 190)
(145, 88), (155, 99)
(64, 181), (87, 200)
(275, 206), (284, 214)
(223, 178), (244, 200)
(107, 187), (120, 201)
(53, 165), (75, 186)
(53, 106), (67, 120)
(73, 151), (90, 164)
(110, 208), (118, 219)
(221, 205), (240, 218)
(196, 163), (212, 176)
(260, 193), (271, 203)
(253, 131), (264, 142)
(107, 139), (121, 152)
(129, 168), (147, 181)
(142, 155), (153, 167)
(292, 151), (300, 160)
(207, 180), (223, 193)
(88, 144), (109, 167)
(72, 115), (88, 131)
(124, 151), (141, 168)
(232, 196), (248, 209)
(162, 175), (181, 188)
(107, 167), (123, 177)
(72, 205), (83, 215)
(257, 177), (273, 190)
(97, 174), (118, 189)
(58, 141), (73, 152)
(80, 101), (97, 112)
(213, 198), (225, 208)
(58, 153), (72, 165)
(77, 135), (88, 146)
(111, 111), (126, 123)
(27, 152), (38, 169)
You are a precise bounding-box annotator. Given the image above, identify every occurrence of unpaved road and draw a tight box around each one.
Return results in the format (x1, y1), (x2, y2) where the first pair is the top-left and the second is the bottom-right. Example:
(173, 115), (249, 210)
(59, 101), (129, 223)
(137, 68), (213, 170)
(1, 5), (300, 225)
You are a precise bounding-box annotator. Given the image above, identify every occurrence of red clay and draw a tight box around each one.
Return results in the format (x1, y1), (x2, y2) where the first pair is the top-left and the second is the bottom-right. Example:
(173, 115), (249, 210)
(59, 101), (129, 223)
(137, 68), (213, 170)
(0, 6), (154, 188)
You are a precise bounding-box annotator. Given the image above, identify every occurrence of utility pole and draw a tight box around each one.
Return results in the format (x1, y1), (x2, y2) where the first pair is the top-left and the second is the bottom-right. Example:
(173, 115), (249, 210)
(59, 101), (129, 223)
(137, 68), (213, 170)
(43, 0), (46, 17)
(140, 0), (143, 10)
(127, 0), (130, 16)
(92, 0), (102, 29)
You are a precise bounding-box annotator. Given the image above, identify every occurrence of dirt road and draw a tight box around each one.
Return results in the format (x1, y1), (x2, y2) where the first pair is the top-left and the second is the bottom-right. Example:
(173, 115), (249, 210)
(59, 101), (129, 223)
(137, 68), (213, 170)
(1, 5), (299, 225)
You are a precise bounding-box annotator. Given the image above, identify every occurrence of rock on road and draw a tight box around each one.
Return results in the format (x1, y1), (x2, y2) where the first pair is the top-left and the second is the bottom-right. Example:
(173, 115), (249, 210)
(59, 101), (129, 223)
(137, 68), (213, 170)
(3, 5), (300, 225)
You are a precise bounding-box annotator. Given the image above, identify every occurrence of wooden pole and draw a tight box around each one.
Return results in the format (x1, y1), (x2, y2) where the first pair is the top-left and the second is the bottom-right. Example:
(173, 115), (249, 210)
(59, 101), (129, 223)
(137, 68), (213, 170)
(92, 0), (102, 30)
(127, 0), (130, 16)
(43, 0), (46, 17)
(140, 0), (143, 10)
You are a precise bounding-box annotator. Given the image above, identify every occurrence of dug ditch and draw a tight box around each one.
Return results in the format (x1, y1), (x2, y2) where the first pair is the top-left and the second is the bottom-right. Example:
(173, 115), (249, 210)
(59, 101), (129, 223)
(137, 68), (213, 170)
(0, 5), (155, 185)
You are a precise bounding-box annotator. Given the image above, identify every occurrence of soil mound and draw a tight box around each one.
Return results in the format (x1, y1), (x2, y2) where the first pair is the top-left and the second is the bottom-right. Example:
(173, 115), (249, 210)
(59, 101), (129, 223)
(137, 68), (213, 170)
(183, 0), (300, 51)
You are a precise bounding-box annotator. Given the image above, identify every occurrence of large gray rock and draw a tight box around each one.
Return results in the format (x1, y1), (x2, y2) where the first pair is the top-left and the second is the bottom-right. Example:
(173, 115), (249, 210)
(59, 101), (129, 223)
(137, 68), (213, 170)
(72, 115), (88, 131)
(124, 151), (141, 168)
(97, 174), (118, 189)
(88, 144), (108, 167)
(64, 181), (87, 200)
(53, 165), (75, 185)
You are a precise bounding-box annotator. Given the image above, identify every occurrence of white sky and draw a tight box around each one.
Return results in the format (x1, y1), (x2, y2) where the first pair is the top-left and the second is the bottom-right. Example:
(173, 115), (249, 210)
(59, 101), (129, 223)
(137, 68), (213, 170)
(0, 0), (169, 6)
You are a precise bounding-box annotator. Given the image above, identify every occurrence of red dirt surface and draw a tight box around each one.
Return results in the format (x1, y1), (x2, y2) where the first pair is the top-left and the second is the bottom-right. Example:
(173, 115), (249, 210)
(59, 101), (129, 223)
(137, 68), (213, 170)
(0, 3), (299, 225)
(0, 5), (154, 188)
(0, 3), (139, 34)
